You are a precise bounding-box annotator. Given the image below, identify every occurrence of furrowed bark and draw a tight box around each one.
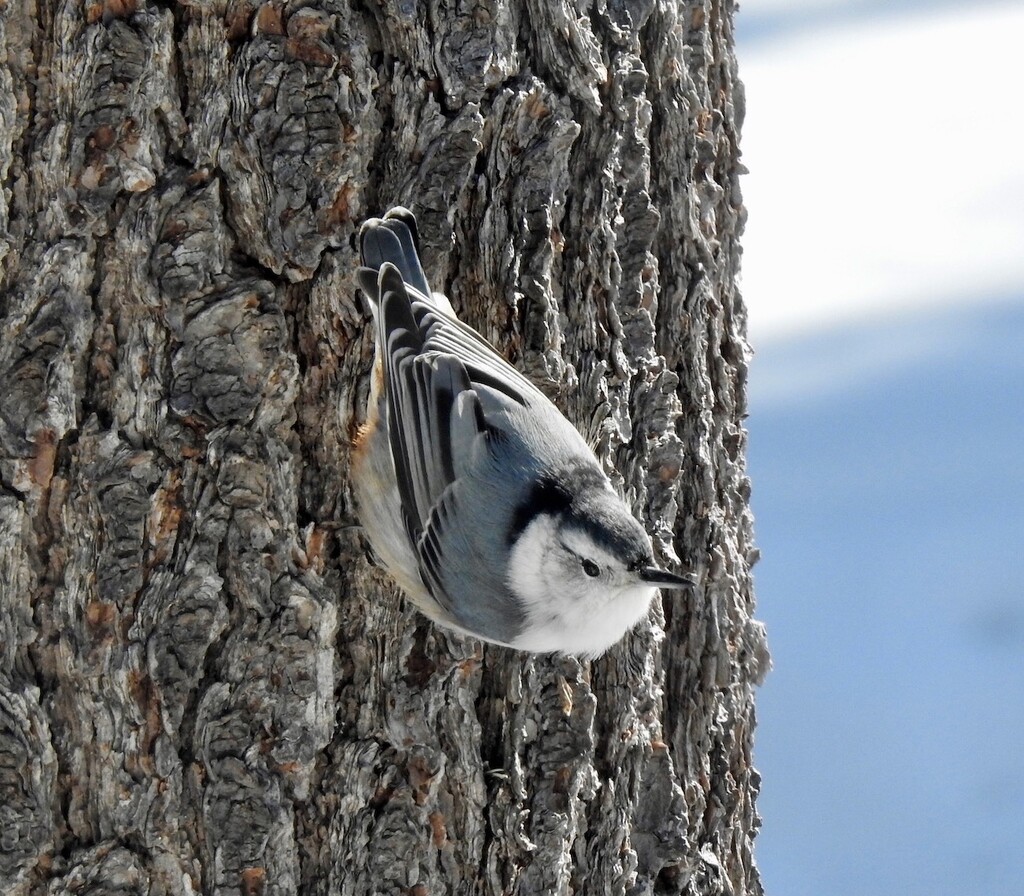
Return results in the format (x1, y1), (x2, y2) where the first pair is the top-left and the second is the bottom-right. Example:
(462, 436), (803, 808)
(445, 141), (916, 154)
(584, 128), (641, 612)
(0, 1), (767, 894)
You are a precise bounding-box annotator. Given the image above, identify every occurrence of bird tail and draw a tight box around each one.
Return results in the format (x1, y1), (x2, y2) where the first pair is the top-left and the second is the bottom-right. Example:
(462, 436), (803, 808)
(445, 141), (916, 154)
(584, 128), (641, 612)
(357, 207), (432, 302)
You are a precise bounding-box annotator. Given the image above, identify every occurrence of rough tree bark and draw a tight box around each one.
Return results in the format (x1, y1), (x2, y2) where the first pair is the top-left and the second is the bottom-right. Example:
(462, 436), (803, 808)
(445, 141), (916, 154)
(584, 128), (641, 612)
(0, 0), (768, 894)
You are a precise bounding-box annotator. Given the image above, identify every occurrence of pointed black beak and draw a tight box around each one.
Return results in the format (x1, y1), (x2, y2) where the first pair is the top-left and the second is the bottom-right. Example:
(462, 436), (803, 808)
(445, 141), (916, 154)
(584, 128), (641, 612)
(638, 566), (695, 589)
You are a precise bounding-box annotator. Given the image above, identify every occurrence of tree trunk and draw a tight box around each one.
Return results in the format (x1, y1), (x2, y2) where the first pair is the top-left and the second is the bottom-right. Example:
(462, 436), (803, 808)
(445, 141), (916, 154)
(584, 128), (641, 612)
(0, 0), (767, 894)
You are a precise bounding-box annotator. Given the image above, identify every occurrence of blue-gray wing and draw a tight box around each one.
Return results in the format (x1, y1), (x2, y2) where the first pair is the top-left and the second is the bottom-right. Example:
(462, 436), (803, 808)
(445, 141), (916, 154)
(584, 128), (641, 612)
(378, 266), (511, 617)
(364, 212), (552, 640)
(359, 212), (547, 411)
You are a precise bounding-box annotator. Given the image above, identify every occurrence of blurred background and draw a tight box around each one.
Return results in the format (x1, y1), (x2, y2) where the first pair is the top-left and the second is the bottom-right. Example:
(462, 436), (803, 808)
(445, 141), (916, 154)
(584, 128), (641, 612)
(735, 2), (1024, 894)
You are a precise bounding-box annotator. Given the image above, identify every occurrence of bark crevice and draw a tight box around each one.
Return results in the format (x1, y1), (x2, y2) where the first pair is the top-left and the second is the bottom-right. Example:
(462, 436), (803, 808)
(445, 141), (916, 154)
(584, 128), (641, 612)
(0, 1), (764, 894)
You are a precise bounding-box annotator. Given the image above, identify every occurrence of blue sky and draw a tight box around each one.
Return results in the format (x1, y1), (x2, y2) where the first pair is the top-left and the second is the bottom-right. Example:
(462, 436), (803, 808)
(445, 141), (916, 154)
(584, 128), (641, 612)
(735, 3), (1024, 894)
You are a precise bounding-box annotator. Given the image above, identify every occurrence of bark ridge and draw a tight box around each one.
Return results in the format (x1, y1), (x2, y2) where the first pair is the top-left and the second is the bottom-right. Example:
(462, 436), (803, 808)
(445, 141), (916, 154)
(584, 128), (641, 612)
(0, 1), (766, 894)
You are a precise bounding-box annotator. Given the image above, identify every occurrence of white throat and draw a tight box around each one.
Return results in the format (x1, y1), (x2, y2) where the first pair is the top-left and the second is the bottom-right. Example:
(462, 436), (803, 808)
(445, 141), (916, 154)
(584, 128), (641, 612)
(505, 515), (657, 658)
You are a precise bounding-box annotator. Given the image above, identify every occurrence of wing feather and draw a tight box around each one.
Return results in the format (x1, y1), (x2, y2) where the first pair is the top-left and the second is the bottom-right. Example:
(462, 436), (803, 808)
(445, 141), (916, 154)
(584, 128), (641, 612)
(368, 216), (553, 635)
(410, 302), (546, 408)
(378, 266), (504, 614)
(417, 488), (458, 612)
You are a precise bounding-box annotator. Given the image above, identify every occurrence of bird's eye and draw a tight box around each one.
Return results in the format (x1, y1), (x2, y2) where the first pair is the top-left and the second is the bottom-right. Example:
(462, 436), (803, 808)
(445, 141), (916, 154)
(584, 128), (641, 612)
(581, 559), (600, 578)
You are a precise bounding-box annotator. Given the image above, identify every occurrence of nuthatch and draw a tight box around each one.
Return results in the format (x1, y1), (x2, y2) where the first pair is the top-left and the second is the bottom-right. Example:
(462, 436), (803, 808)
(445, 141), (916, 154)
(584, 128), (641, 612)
(352, 208), (691, 657)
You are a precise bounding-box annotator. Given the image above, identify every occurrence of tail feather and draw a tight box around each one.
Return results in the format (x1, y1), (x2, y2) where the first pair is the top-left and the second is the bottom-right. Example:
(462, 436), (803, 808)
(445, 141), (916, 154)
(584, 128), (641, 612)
(358, 207), (431, 300)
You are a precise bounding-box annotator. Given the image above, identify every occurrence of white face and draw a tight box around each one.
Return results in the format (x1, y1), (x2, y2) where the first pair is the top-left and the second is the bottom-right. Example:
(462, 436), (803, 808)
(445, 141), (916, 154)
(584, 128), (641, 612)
(505, 515), (658, 658)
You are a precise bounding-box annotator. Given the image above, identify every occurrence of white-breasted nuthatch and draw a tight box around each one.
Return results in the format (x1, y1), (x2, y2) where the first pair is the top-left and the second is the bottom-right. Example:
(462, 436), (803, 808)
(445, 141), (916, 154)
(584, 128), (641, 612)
(352, 207), (692, 657)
